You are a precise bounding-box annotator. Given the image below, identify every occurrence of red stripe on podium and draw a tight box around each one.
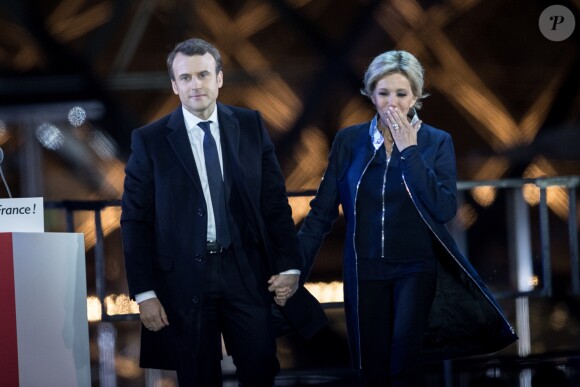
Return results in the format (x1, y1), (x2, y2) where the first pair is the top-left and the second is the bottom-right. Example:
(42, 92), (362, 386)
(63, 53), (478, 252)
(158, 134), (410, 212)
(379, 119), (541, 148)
(0, 233), (19, 386)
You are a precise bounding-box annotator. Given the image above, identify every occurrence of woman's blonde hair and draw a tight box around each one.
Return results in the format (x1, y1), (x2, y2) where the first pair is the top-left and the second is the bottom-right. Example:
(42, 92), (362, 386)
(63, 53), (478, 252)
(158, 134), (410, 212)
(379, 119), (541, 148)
(361, 50), (428, 109)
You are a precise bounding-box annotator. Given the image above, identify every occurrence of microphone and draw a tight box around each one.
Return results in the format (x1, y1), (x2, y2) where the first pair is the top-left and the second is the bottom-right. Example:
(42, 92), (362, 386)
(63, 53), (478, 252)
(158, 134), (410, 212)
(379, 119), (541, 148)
(0, 147), (13, 198)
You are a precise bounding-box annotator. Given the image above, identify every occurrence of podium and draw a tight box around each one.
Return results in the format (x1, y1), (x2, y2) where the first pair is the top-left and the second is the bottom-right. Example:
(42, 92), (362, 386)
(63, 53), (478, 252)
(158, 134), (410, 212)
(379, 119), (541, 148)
(0, 232), (91, 386)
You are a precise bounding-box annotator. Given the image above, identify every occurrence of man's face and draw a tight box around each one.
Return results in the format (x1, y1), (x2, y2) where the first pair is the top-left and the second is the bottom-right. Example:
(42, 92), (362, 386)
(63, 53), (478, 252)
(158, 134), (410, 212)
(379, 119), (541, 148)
(171, 52), (223, 120)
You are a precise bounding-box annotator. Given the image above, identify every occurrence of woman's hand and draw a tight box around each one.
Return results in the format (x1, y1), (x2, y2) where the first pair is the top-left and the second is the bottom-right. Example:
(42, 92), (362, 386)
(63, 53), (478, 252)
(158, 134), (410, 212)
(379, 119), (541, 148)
(386, 107), (422, 152)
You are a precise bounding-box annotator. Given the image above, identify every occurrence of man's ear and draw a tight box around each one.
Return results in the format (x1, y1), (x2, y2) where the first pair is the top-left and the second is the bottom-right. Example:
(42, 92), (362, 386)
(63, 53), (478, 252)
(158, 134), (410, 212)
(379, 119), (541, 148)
(217, 71), (224, 88)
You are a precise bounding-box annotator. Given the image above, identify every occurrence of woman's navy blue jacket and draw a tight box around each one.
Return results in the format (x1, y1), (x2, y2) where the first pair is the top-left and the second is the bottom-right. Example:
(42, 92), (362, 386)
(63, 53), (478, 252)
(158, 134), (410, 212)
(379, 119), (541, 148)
(298, 120), (518, 370)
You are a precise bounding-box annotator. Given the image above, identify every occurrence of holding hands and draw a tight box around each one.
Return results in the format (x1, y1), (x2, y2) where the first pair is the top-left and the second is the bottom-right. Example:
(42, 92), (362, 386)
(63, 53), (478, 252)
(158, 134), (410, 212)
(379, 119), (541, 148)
(268, 273), (299, 306)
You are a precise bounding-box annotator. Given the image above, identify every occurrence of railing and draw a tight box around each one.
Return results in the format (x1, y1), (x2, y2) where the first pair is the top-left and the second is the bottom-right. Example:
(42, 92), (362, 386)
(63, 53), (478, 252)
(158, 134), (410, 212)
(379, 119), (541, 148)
(44, 175), (580, 386)
(453, 176), (579, 298)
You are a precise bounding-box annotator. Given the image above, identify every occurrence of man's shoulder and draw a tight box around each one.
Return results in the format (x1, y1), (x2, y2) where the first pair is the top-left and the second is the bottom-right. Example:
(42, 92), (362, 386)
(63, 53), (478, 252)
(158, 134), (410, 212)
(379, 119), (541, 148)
(133, 109), (180, 136)
(217, 103), (263, 130)
(218, 103), (256, 118)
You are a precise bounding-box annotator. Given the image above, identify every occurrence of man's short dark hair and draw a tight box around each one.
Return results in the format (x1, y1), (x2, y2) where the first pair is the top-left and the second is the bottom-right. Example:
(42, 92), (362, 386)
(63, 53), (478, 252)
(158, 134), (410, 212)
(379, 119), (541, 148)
(167, 38), (222, 80)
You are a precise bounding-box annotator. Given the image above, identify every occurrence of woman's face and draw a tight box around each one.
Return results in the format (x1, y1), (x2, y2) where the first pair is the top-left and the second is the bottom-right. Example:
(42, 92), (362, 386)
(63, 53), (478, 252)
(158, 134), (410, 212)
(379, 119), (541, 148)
(371, 72), (417, 123)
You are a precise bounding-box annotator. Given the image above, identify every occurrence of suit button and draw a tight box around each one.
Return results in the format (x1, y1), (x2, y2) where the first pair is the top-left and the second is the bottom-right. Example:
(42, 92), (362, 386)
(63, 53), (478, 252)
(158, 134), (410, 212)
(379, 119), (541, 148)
(194, 255), (203, 262)
(197, 208), (204, 216)
(192, 296), (200, 303)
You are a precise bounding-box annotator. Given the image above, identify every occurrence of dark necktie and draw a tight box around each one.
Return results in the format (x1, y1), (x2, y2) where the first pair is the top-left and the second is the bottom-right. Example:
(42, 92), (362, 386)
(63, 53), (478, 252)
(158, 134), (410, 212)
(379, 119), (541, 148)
(198, 121), (230, 247)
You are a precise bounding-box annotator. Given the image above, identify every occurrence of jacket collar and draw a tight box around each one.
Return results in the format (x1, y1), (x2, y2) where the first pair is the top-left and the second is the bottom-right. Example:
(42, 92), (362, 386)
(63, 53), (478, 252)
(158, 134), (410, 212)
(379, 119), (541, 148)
(167, 102), (240, 200)
(166, 107), (202, 191)
(164, 104), (239, 199)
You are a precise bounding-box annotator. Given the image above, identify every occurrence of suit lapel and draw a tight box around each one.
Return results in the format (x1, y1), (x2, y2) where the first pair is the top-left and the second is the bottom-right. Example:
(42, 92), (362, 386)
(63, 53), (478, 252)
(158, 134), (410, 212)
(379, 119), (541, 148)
(217, 104), (240, 205)
(217, 104), (268, 256)
(165, 107), (204, 193)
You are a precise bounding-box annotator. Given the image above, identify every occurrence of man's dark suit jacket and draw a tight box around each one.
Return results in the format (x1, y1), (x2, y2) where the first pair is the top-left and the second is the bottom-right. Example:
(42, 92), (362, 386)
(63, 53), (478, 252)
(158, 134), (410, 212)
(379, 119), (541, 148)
(121, 103), (326, 369)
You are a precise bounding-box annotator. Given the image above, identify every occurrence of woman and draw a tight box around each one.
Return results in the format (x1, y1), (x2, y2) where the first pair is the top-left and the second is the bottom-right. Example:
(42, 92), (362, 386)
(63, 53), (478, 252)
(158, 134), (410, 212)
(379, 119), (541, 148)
(296, 51), (517, 386)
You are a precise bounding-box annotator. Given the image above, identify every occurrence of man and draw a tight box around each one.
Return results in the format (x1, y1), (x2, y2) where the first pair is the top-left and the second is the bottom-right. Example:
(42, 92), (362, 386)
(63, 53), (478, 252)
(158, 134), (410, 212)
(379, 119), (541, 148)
(121, 38), (326, 386)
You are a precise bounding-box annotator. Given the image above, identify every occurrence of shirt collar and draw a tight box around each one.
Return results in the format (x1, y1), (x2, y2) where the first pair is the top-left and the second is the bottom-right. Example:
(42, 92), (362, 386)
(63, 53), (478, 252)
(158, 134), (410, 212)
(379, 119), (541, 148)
(369, 116), (383, 149)
(182, 105), (219, 131)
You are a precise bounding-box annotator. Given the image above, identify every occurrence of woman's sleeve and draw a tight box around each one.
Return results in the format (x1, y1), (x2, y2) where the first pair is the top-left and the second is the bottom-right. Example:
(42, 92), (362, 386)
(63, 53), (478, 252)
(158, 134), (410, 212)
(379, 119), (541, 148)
(298, 134), (344, 280)
(399, 133), (458, 224)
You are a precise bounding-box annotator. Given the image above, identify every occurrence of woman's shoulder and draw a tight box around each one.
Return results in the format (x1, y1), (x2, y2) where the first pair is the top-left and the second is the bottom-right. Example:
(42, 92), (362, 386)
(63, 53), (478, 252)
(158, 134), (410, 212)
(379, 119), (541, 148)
(420, 122), (447, 134)
(419, 122), (452, 141)
(330, 123), (371, 153)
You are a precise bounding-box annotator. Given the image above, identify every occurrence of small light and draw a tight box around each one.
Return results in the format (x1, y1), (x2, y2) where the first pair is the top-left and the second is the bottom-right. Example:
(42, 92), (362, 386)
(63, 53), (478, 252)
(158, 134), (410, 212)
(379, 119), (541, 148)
(105, 294), (139, 315)
(36, 122), (64, 150)
(471, 186), (497, 207)
(87, 296), (102, 322)
(0, 120), (7, 137)
(305, 281), (344, 303)
(68, 106), (87, 127)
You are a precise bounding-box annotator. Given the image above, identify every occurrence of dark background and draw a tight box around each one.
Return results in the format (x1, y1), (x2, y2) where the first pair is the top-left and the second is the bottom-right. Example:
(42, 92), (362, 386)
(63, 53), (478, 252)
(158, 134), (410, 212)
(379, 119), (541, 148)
(0, 0), (578, 385)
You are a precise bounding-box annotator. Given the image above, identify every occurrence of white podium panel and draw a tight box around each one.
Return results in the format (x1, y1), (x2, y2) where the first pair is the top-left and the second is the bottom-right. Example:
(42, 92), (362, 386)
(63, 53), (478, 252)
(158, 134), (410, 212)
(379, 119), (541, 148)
(0, 232), (90, 387)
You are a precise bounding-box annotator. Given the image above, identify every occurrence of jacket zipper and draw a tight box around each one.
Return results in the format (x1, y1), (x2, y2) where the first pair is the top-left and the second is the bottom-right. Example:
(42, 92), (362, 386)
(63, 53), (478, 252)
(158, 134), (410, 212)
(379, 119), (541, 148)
(353, 146), (379, 368)
(381, 155), (390, 259)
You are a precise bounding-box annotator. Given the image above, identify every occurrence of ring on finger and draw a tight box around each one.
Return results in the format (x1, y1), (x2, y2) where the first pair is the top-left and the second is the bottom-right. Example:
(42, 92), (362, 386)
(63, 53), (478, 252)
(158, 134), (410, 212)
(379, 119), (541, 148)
(392, 123), (400, 130)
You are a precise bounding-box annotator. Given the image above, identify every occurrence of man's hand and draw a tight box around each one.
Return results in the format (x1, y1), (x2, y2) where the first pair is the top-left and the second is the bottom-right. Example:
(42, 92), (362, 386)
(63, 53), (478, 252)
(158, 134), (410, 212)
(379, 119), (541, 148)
(268, 274), (299, 306)
(139, 298), (169, 332)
